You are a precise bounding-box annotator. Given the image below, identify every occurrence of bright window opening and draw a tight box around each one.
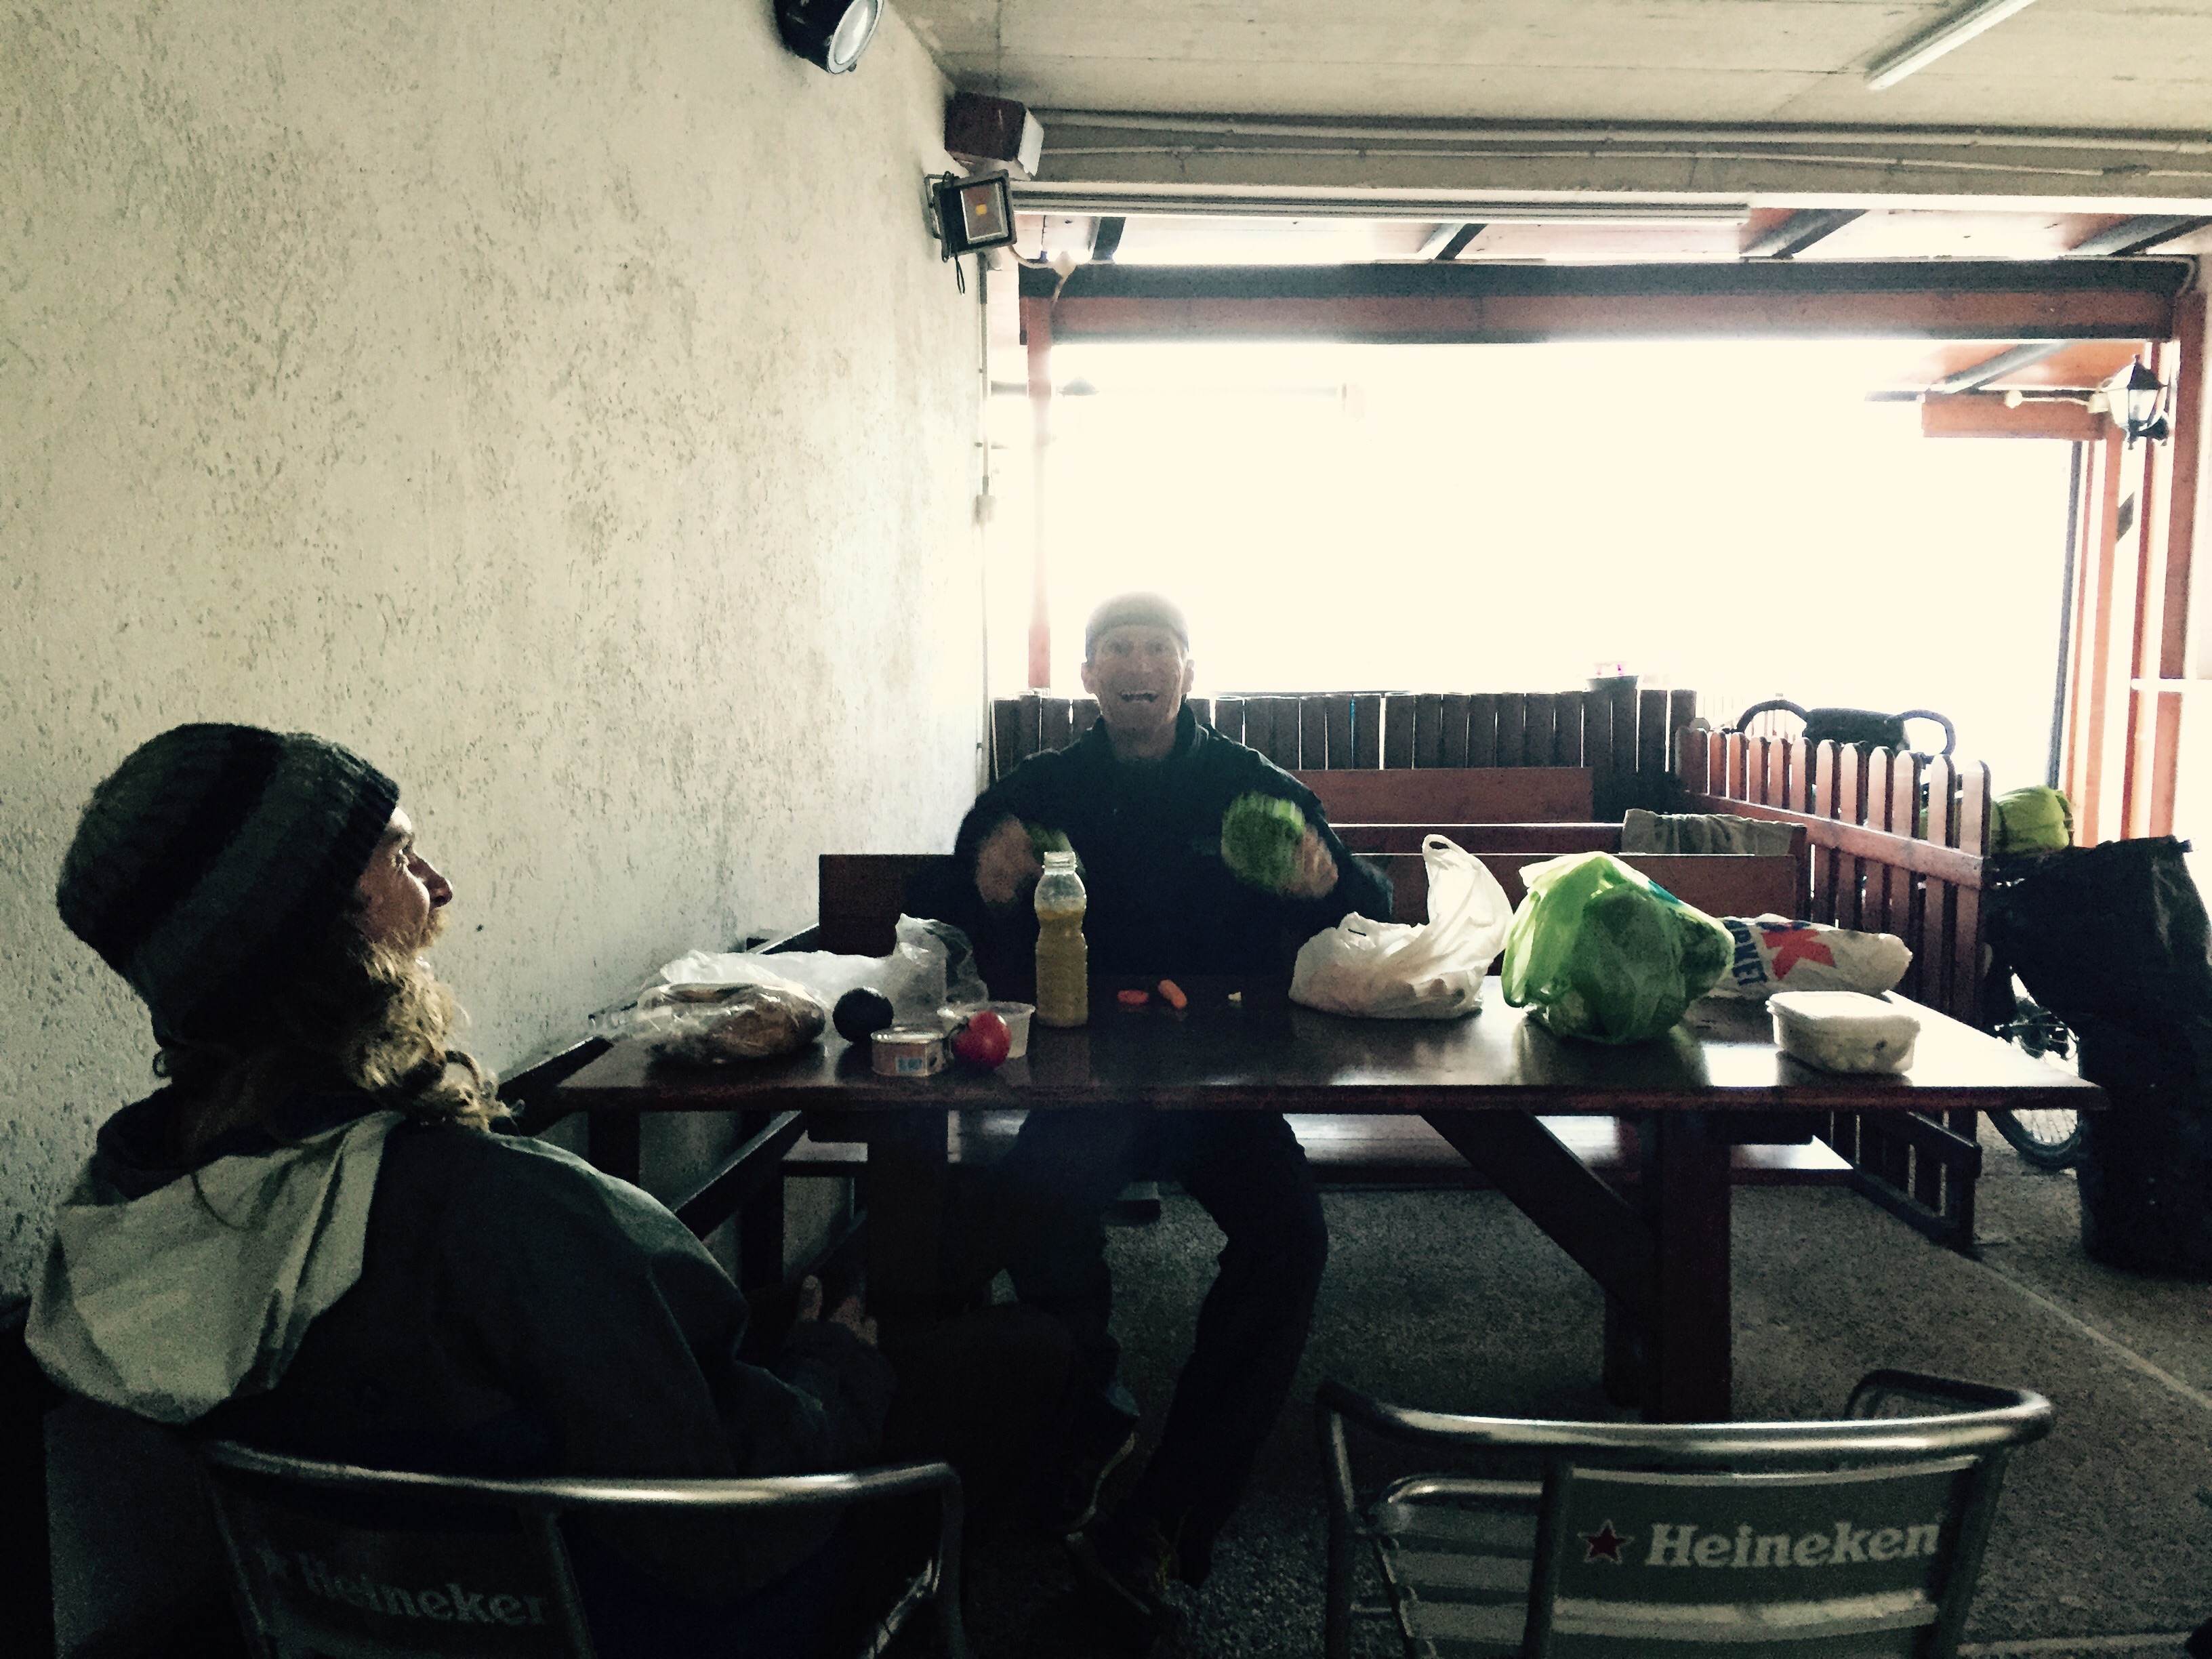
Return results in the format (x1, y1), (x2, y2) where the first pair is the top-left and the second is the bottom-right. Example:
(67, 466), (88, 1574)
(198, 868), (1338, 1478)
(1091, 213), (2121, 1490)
(986, 338), (2072, 792)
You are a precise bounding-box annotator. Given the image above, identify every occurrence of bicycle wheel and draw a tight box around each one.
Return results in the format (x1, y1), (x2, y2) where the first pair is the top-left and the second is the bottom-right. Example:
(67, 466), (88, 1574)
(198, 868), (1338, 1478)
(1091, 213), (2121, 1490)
(1990, 1107), (2085, 1171)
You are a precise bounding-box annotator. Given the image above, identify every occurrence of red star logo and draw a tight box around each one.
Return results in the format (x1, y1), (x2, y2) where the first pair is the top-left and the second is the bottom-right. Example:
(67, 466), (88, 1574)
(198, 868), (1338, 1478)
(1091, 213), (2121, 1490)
(1581, 1521), (1631, 1563)
(1761, 924), (1835, 981)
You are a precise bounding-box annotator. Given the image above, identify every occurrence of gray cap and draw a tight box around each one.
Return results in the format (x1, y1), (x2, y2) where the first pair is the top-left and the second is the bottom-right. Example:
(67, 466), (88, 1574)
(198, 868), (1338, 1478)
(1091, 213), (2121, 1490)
(56, 724), (399, 1043)
(1084, 592), (1189, 657)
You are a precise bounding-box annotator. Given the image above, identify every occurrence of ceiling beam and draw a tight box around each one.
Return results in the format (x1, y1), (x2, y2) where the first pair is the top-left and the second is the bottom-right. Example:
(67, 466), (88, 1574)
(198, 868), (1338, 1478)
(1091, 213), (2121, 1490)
(1927, 342), (2069, 394)
(1921, 394), (2109, 441)
(1010, 186), (1744, 224)
(1421, 223), (1486, 261)
(1027, 113), (2212, 209)
(1866, 0), (2041, 92)
(2067, 216), (2212, 258)
(1041, 260), (2186, 346)
(1741, 209), (1866, 260)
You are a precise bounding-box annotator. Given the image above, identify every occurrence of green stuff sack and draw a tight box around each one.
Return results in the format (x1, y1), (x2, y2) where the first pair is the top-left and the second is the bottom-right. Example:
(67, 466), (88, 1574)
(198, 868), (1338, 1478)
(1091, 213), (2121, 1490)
(1990, 786), (2073, 856)
(1502, 852), (1734, 1044)
(1221, 793), (1309, 891)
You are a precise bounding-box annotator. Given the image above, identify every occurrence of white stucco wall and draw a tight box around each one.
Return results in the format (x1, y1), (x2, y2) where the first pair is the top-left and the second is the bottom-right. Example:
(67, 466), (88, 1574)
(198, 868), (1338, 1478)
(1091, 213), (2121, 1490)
(1, 1), (985, 1303)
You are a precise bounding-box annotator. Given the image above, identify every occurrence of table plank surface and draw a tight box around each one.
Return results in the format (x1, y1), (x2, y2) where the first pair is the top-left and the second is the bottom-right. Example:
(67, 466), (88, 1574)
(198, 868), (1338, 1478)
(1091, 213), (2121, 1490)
(556, 983), (2099, 1118)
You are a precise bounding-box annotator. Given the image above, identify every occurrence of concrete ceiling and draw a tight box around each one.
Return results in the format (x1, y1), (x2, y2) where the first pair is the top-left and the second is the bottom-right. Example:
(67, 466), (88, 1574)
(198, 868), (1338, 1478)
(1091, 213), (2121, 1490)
(899, 0), (2212, 131)
(899, 1), (2212, 209)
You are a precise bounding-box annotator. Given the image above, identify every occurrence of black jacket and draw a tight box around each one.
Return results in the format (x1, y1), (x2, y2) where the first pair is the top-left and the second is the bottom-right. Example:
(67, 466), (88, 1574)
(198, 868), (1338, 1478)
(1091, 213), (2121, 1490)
(85, 1090), (893, 1605)
(943, 705), (1392, 992)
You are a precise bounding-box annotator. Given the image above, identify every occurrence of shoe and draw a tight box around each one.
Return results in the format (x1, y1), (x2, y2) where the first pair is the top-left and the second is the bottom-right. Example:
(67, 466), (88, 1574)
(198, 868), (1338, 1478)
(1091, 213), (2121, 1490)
(1065, 1511), (1185, 1651)
(1038, 1388), (1141, 1535)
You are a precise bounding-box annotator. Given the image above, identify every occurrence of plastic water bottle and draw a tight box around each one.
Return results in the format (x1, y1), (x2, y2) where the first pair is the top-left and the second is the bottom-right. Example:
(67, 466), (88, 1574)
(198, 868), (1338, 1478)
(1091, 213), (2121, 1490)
(1034, 850), (1088, 1028)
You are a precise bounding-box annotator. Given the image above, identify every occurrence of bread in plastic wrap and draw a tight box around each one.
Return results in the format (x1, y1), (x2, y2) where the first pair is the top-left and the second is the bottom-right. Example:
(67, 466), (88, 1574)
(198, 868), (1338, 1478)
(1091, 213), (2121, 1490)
(641, 982), (827, 1063)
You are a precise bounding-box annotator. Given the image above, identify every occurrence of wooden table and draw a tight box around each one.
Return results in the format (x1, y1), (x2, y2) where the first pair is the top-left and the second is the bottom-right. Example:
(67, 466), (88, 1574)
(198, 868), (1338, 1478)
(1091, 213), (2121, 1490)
(556, 982), (2098, 1422)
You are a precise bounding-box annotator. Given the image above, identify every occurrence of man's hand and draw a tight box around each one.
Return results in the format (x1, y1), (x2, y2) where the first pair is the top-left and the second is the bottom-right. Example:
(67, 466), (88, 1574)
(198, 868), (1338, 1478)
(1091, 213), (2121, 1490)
(976, 815), (1044, 906)
(1286, 828), (1339, 899)
(798, 1275), (879, 1347)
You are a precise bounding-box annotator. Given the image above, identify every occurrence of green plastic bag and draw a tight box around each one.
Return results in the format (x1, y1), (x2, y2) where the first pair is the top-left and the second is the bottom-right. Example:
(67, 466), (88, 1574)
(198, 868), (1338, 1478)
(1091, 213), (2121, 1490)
(1502, 853), (1734, 1044)
(1990, 786), (2072, 856)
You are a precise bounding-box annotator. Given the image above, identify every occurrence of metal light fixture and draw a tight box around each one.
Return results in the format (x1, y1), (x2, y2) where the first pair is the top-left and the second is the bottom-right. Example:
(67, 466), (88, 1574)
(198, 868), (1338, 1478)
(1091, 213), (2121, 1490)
(2118, 361), (2171, 443)
(1865, 0), (2039, 91)
(928, 171), (1015, 261)
(777, 0), (881, 74)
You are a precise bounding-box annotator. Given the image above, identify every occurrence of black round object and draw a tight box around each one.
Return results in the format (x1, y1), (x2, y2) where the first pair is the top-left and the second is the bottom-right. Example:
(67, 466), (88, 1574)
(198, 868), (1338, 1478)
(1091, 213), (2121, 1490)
(777, 0), (881, 73)
(833, 987), (896, 1044)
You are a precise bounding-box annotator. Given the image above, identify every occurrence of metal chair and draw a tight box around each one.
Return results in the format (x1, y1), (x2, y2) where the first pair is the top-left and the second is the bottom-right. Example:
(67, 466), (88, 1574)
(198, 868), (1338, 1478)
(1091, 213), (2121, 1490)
(197, 1437), (968, 1659)
(1318, 1370), (2051, 1659)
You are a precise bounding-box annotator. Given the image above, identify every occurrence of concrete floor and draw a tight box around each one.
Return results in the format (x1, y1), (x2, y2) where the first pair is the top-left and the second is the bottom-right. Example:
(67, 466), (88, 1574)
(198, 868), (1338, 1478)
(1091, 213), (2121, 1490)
(960, 1126), (2212, 1658)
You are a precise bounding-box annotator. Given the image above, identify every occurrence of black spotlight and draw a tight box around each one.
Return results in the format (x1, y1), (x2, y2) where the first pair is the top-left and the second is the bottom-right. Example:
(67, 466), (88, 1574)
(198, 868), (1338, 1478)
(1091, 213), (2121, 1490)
(777, 0), (882, 73)
(928, 171), (1015, 261)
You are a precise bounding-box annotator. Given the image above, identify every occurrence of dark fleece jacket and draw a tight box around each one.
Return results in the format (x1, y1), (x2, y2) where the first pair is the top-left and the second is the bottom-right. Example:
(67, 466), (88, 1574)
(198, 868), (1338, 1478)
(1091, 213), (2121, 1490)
(940, 703), (1393, 995)
(89, 1090), (893, 1605)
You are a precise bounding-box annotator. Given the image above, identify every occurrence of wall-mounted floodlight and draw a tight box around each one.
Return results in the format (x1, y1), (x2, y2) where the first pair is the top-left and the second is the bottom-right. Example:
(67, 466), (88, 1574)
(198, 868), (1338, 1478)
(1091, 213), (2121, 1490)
(1866, 0), (2039, 91)
(777, 0), (881, 74)
(928, 171), (1015, 261)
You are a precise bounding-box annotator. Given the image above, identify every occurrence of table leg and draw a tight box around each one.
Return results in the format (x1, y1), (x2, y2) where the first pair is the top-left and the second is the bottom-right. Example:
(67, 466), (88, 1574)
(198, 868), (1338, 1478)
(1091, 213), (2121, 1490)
(1639, 1112), (1734, 1422)
(737, 1110), (787, 1292)
(861, 1109), (949, 1348)
(1426, 1110), (1663, 1412)
(1601, 1295), (1642, 1409)
(588, 1113), (642, 1187)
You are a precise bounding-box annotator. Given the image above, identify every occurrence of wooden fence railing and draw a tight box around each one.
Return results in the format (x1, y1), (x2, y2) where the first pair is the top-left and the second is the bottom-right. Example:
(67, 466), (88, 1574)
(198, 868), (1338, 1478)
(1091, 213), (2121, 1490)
(1677, 726), (1994, 1254)
(992, 684), (1698, 817)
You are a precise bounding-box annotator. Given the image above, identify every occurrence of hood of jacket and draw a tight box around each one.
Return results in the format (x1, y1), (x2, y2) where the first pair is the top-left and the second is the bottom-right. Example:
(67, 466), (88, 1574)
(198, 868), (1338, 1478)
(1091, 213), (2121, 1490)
(28, 1090), (402, 1423)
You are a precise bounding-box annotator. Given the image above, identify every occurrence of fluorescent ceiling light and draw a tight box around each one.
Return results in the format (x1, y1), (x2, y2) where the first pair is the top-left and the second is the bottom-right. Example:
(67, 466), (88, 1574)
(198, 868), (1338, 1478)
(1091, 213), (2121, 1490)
(1866, 0), (2039, 91)
(1008, 187), (1746, 225)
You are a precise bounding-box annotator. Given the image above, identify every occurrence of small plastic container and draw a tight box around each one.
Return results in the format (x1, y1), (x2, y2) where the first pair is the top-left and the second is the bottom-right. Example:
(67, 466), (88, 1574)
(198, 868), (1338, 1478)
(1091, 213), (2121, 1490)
(987, 1000), (1035, 1059)
(1770, 991), (1920, 1075)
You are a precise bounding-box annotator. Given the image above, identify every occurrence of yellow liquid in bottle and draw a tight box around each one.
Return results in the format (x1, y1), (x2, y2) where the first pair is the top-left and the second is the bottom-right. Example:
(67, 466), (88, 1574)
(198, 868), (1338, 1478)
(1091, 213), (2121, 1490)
(1034, 905), (1089, 1027)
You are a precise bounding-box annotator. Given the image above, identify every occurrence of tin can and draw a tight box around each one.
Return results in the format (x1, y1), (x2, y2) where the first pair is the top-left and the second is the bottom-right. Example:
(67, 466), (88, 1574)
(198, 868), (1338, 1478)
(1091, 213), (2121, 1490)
(872, 1027), (948, 1077)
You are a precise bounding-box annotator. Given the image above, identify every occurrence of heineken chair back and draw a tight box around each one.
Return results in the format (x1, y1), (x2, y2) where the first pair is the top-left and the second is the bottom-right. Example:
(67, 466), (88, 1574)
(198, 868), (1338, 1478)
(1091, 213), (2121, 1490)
(1317, 1370), (2050, 1659)
(197, 1437), (969, 1659)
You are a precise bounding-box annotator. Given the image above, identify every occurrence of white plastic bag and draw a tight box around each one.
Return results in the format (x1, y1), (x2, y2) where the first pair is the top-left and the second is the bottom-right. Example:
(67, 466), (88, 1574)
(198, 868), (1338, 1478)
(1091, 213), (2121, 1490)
(655, 916), (983, 1024)
(1705, 914), (1912, 1000)
(1290, 836), (1512, 1019)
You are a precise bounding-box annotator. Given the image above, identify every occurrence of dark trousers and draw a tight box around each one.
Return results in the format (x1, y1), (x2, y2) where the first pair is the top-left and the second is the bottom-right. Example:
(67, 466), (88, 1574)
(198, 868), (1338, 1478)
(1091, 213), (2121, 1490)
(941, 1107), (1329, 1569)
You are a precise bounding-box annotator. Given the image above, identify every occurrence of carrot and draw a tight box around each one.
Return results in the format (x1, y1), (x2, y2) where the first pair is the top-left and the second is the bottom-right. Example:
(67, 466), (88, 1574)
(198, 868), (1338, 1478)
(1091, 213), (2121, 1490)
(1116, 988), (1151, 1007)
(1157, 979), (1187, 1010)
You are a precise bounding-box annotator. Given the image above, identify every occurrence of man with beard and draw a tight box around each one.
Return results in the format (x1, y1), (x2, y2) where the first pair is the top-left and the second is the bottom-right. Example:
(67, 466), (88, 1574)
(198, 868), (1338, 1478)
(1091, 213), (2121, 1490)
(30, 722), (1061, 1658)
(934, 594), (1391, 1647)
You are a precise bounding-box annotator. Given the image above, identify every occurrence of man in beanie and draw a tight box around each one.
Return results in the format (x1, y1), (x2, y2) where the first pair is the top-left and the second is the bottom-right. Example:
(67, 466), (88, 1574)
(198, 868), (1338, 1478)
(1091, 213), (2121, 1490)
(32, 723), (905, 1656)
(933, 594), (1391, 1645)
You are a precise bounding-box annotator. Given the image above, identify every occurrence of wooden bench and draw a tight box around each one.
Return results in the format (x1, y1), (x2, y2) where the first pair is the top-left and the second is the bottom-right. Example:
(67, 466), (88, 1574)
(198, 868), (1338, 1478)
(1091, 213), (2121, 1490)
(815, 844), (1805, 958)
(990, 684), (1701, 819)
(781, 1107), (1848, 1191)
(1677, 727), (1997, 1253)
(1294, 767), (1594, 824)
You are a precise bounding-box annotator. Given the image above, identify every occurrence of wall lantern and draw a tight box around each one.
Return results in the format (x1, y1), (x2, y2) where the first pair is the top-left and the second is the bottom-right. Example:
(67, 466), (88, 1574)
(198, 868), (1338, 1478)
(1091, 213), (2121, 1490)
(928, 171), (1015, 261)
(2118, 361), (2172, 444)
(777, 0), (881, 73)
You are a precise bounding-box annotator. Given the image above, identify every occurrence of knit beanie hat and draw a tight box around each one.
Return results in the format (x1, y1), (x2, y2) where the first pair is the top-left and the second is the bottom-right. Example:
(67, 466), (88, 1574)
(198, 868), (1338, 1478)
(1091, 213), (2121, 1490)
(1084, 592), (1189, 658)
(56, 724), (400, 1044)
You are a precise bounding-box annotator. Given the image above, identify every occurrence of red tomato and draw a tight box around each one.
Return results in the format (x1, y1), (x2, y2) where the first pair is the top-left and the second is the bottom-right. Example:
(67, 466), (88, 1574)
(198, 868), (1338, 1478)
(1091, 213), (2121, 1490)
(950, 1009), (1012, 1067)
